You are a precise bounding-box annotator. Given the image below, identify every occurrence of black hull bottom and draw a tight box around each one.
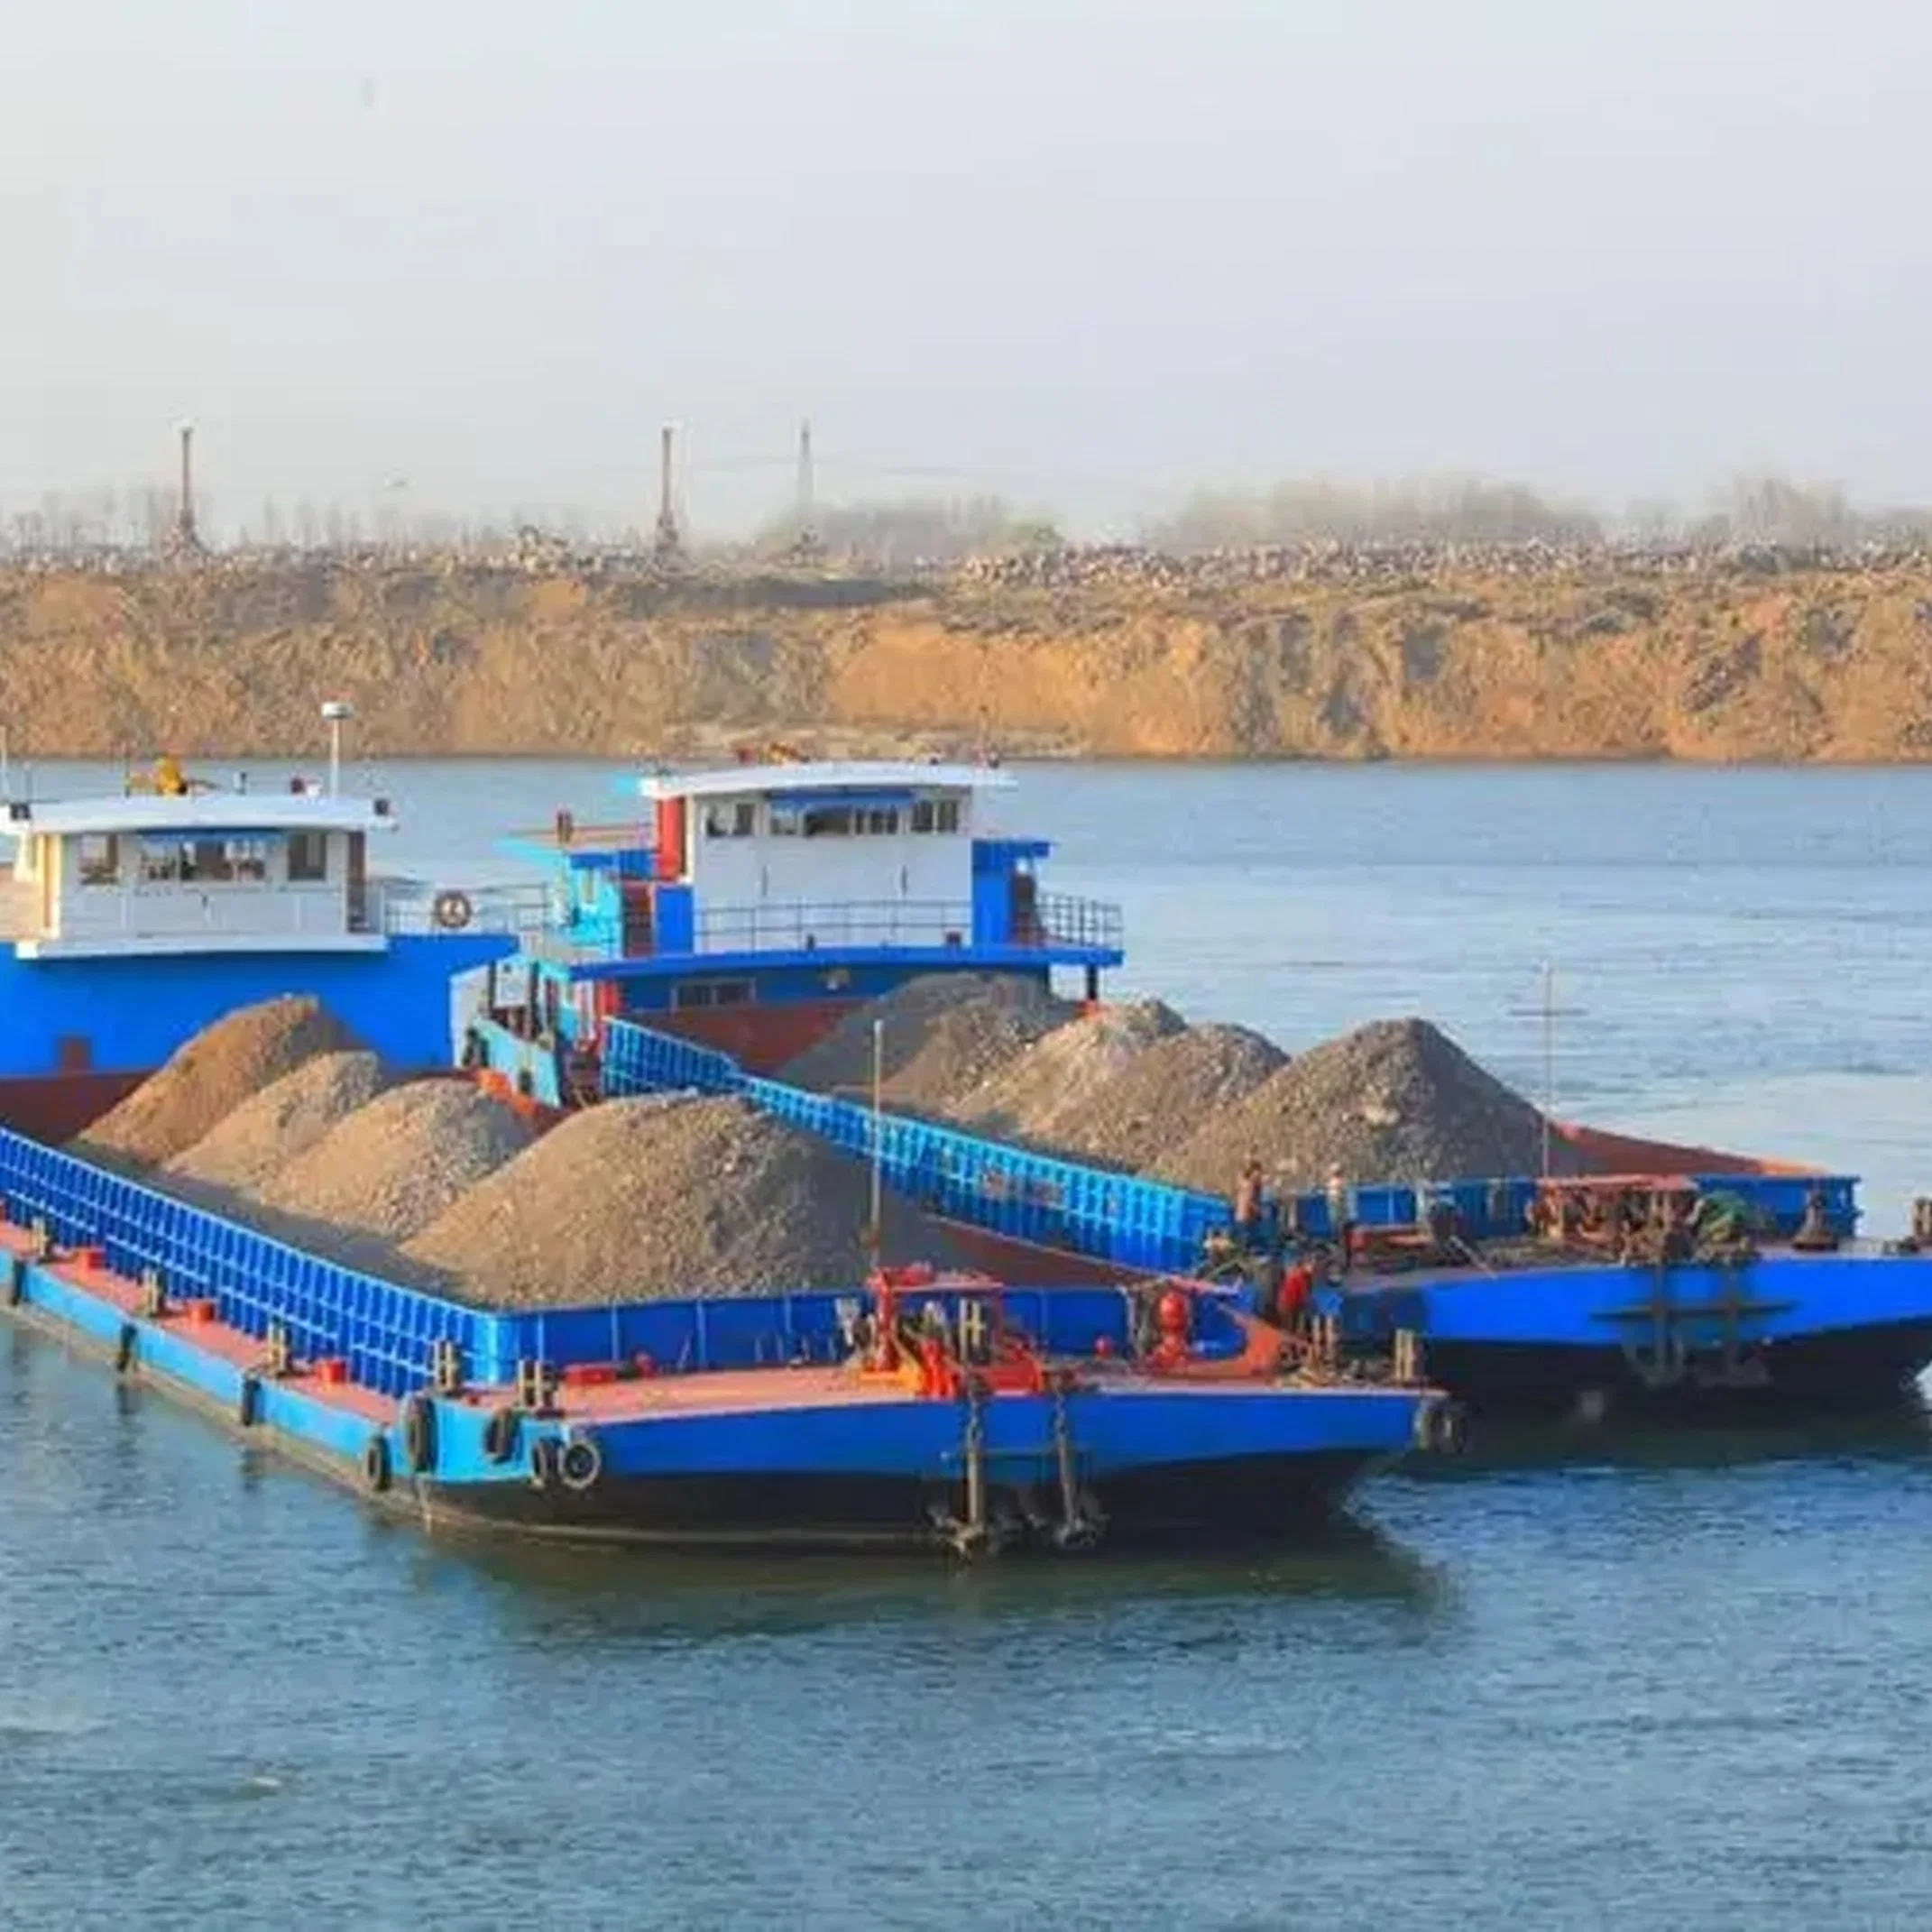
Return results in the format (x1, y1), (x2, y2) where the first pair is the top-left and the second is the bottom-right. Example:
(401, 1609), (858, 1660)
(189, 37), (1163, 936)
(1426, 1320), (1932, 1418)
(419, 1452), (1392, 1553)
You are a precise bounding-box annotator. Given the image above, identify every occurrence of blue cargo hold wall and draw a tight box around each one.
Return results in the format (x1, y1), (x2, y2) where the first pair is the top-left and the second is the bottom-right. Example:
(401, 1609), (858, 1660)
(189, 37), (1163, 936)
(0, 937), (513, 1080)
(600, 1019), (1861, 1278)
(0, 1130), (517, 1395)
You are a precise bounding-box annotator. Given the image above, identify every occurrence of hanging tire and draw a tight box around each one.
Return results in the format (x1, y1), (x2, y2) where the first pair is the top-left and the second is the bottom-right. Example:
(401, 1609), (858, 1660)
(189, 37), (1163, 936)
(559, 1434), (603, 1493)
(5, 1256), (24, 1307)
(1421, 1398), (1468, 1457)
(482, 1406), (520, 1465)
(362, 1434), (392, 1494)
(114, 1323), (137, 1375)
(401, 1394), (437, 1475)
(237, 1372), (262, 1428)
(528, 1436), (560, 1492)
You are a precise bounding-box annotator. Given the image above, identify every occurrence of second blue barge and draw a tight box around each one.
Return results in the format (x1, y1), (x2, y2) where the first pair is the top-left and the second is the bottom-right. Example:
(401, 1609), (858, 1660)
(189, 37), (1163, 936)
(0, 1131), (1448, 1553)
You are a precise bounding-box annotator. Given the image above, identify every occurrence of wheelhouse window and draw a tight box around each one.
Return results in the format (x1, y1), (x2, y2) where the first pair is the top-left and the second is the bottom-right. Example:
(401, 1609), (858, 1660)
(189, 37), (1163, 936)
(139, 838), (185, 883)
(287, 831), (329, 882)
(671, 977), (754, 1009)
(860, 807), (899, 835)
(768, 805), (801, 837)
(76, 833), (120, 886)
(702, 800), (756, 839)
(910, 798), (961, 834)
(222, 839), (270, 883)
(802, 805), (852, 838)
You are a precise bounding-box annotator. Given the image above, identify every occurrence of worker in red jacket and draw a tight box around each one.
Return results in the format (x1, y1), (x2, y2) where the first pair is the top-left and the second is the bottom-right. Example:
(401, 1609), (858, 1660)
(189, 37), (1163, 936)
(1276, 1254), (1317, 1331)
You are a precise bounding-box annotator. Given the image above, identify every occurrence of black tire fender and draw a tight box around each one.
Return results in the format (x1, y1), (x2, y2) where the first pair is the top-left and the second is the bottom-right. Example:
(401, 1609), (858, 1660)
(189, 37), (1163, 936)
(528, 1436), (560, 1492)
(237, 1372), (262, 1428)
(482, 1406), (520, 1465)
(5, 1256), (25, 1307)
(401, 1394), (437, 1476)
(559, 1434), (603, 1493)
(1420, 1397), (1467, 1456)
(114, 1323), (137, 1375)
(362, 1433), (392, 1494)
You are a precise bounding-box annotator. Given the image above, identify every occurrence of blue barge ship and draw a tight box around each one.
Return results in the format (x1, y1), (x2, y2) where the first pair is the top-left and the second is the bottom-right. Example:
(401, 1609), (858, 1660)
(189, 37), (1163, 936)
(579, 1018), (1932, 1417)
(0, 755), (521, 1140)
(432, 751), (1932, 1418)
(0, 1129), (1448, 1552)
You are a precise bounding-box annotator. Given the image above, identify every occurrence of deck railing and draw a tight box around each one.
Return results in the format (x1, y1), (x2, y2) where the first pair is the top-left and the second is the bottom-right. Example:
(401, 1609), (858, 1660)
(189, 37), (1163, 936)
(1030, 891), (1124, 952)
(695, 899), (975, 955)
(688, 890), (1123, 958)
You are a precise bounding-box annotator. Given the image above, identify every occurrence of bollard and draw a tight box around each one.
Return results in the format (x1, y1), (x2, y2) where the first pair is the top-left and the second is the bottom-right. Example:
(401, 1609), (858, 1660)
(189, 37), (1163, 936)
(432, 1336), (465, 1395)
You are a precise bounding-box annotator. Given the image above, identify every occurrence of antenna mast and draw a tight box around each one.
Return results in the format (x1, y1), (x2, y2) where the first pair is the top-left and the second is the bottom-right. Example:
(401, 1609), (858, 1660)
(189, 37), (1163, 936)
(653, 424), (682, 563)
(793, 418), (822, 562)
(166, 421), (204, 559)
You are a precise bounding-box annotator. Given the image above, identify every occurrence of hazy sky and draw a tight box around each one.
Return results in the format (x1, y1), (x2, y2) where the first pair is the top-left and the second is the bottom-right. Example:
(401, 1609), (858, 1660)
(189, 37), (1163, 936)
(5, 0), (1930, 536)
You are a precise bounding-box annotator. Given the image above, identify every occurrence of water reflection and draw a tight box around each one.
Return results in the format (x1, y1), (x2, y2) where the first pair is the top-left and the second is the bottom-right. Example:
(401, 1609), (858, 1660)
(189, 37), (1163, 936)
(422, 1506), (1446, 1640)
(1428, 1390), (1932, 1480)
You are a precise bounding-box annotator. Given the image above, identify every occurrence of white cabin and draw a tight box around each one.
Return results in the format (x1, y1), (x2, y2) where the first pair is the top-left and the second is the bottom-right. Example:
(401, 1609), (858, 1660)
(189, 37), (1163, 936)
(638, 760), (1012, 955)
(1, 791), (399, 958)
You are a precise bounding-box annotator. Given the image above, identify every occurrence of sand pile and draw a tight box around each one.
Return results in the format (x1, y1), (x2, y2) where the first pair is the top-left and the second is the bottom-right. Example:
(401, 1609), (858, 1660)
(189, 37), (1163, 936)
(1050, 1023), (1287, 1172)
(1150, 1017), (1548, 1194)
(952, 999), (1187, 1146)
(75, 997), (355, 1169)
(255, 1079), (535, 1249)
(162, 1051), (391, 1200)
(405, 1093), (940, 1308)
(781, 973), (1078, 1112)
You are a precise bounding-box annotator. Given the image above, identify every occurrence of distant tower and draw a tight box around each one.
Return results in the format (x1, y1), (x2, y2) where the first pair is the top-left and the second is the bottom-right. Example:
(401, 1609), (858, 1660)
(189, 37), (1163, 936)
(167, 421), (204, 557)
(794, 418), (820, 558)
(653, 424), (681, 562)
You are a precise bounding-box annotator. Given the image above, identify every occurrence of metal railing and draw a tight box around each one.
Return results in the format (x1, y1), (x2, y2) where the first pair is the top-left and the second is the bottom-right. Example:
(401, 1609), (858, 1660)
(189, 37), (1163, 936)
(688, 890), (1124, 957)
(1031, 891), (1124, 952)
(695, 899), (975, 954)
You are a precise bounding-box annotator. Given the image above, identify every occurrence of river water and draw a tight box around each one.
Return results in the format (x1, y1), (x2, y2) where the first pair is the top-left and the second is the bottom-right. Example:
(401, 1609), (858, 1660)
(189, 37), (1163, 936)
(4, 760), (1932, 1928)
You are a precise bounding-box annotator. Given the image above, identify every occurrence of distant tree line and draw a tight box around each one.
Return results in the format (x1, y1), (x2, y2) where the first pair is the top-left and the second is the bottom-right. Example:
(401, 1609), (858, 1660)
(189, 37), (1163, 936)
(6, 471), (1932, 566)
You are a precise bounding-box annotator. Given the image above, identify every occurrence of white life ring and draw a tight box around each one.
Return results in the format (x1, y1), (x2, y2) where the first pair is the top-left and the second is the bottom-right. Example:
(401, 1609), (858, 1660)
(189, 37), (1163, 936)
(432, 889), (474, 932)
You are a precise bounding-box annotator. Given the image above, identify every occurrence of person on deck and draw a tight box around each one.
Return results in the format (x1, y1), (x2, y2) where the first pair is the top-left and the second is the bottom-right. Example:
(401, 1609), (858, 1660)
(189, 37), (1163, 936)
(1276, 1253), (1317, 1331)
(1233, 1157), (1265, 1250)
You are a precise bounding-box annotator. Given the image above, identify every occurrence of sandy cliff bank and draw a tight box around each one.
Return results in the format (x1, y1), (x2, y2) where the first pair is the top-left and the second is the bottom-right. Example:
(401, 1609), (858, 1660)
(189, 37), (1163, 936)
(4, 559), (1930, 761)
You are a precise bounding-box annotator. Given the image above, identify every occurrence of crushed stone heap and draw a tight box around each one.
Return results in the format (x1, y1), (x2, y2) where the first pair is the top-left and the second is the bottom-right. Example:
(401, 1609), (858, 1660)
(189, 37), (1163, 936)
(74, 997), (355, 1169)
(952, 998), (1188, 1148)
(1150, 1017), (1549, 1195)
(255, 1079), (536, 1252)
(780, 973), (1078, 1112)
(1047, 1022), (1288, 1173)
(162, 1050), (392, 1201)
(404, 1093), (942, 1309)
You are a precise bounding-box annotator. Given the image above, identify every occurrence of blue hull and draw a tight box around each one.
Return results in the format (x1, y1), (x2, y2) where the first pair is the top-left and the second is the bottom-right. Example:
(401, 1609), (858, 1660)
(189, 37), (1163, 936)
(1335, 1255), (1932, 1411)
(0, 1128), (1437, 1552)
(0, 935), (514, 1079)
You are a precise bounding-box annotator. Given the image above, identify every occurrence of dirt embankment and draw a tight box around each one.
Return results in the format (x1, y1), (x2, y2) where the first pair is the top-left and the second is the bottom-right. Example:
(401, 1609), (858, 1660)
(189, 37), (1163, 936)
(6, 560), (1932, 760)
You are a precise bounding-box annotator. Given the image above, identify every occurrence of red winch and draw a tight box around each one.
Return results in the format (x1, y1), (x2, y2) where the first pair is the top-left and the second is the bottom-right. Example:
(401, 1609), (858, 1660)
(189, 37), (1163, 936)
(857, 1265), (1053, 1399)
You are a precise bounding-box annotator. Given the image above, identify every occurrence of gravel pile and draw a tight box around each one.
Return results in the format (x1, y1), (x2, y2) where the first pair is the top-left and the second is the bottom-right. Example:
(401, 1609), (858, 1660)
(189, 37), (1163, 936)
(162, 1051), (391, 1200)
(404, 1094), (940, 1309)
(1051, 1022), (1287, 1171)
(1150, 1017), (1549, 1194)
(256, 1079), (535, 1250)
(75, 997), (355, 1169)
(781, 973), (1078, 1112)
(952, 999), (1187, 1145)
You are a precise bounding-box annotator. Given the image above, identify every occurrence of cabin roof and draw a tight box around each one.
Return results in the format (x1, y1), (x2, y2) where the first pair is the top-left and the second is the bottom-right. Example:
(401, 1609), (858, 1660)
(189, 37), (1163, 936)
(2, 793), (398, 837)
(634, 759), (1014, 804)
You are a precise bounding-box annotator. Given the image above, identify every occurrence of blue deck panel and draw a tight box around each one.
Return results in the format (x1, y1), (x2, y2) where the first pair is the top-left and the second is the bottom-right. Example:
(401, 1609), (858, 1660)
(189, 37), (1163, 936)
(0, 934), (514, 1078)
